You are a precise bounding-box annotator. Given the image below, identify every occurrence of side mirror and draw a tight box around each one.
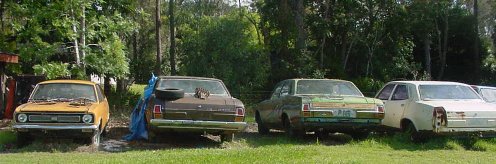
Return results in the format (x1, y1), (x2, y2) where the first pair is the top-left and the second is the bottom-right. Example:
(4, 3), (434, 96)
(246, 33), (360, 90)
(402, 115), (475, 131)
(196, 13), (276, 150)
(155, 88), (185, 101)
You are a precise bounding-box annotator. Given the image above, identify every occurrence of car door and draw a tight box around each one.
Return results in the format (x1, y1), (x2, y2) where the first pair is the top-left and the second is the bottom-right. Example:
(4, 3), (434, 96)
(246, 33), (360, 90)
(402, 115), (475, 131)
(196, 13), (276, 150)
(376, 84), (396, 127)
(258, 81), (285, 126)
(383, 84), (410, 128)
(275, 81), (292, 125)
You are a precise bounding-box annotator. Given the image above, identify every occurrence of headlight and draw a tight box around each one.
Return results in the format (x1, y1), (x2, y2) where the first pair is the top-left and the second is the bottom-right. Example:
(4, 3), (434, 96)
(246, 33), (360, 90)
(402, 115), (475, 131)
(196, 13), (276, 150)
(17, 113), (27, 123)
(82, 114), (93, 123)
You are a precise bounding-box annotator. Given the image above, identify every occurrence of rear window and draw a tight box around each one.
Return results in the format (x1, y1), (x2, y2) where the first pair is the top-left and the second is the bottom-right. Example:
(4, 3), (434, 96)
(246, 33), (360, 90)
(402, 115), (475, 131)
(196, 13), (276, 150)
(419, 85), (480, 100)
(157, 79), (229, 97)
(295, 80), (363, 96)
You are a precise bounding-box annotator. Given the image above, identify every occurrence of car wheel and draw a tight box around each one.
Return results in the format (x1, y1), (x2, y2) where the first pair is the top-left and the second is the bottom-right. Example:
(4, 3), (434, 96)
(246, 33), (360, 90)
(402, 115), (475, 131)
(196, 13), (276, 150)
(405, 122), (424, 143)
(255, 112), (269, 135)
(16, 132), (32, 147)
(148, 131), (157, 143)
(221, 133), (234, 142)
(86, 128), (101, 146)
(283, 116), (303, 138)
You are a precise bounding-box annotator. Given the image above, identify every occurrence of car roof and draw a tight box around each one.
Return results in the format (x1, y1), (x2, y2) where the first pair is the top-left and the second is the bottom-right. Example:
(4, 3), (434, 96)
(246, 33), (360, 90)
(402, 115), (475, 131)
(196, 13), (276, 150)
(158, 76), (222, 81)
(388, 81), (468, 86)
(473, 85), (496, 89)
(39, 80), (96, 85)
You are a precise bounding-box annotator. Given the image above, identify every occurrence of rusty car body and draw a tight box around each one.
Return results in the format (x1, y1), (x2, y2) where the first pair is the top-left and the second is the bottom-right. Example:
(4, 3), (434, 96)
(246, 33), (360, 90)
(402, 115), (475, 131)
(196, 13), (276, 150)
(376, 81), (496, 142)
(255, 79), (384, 138)
(12, 80), (109, 146)
(145, 76), (247, 142)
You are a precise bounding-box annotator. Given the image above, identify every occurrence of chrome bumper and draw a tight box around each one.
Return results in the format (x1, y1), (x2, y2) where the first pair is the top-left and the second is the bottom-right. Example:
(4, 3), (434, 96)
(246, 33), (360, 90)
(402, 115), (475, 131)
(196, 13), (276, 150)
(149, 119), (247, 131)
(13, 124), (98, 131)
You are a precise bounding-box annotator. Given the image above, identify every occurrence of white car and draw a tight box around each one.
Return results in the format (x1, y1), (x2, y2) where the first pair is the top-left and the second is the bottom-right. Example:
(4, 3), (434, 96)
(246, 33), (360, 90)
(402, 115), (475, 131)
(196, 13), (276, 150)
(375, 81), (496, 141)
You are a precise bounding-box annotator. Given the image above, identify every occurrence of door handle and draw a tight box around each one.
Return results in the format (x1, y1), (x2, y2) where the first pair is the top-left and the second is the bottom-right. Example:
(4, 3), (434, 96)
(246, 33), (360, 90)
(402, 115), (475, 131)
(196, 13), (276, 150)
(400, 104), (405, 107)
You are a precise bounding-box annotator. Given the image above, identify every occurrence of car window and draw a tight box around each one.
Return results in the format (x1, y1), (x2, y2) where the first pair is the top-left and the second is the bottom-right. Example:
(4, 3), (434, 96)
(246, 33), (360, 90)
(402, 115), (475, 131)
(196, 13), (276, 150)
(156, 79), (229, 97)
(280, 82), (290, 97)
(295, 80), (363, 96)
(391, 85), (409, 100)
(376, 84), (395, 100)
(419, 85), (481, 100)
(271, 82), (285, 99)
(31, 83), (97, 102)
(480, 88), (496, 102)
(96, 84), (105, 102)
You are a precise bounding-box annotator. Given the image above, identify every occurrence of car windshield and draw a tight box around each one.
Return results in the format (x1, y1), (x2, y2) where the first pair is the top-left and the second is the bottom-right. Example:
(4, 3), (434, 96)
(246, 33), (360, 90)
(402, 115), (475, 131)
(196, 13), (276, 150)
(30, 83), (96, 102)
(419, 85), (480, 100)
(480, 88), (496, 103)
(296, 80), (363, 96)
(157, 79), (229, 97)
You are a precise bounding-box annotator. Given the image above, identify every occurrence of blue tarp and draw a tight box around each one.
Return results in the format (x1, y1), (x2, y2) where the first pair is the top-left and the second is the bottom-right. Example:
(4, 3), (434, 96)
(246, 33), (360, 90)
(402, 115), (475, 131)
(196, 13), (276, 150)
(123, 74), (158, 141)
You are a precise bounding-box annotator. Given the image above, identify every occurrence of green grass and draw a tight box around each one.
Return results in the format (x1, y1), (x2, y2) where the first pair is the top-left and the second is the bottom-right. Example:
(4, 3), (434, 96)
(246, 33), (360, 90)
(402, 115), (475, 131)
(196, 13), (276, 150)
(0, 131), (16, 150)
(2, 133), (496, 163)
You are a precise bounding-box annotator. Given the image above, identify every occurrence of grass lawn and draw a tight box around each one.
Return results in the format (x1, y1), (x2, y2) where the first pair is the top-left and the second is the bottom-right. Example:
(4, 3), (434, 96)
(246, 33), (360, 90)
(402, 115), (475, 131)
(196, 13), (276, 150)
(1, 133), (496, 163)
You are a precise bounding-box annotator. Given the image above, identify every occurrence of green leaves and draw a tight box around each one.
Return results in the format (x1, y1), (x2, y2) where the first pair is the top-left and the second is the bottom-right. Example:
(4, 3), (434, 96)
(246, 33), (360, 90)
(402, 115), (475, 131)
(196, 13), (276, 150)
(33, 62), (71, 80)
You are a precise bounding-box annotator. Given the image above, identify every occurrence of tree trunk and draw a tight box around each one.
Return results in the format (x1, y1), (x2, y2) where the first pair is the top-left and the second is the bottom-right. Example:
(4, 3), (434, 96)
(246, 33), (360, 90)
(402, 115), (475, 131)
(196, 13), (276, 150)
(320, 0), (331, 69)
(0, 0), (5, 30)
(80, 6), (86, 67)
(436, 13), (448, 80)
(169, 0), (177, 75)
(71, 7), (80, 66)
(104, 76), (111, 96)
(423, 36), (432, 80)
(155, 0), (162, 76)
(294, 0), (306, 53)
(473, 0), (480, 83)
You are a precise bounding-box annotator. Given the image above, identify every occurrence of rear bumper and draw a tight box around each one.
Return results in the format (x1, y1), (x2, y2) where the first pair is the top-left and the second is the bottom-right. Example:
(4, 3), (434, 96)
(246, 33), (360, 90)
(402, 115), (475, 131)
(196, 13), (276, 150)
(434, 127), (496, 135)
(300, 118), (382, 131)
(149, 119), (247, 132)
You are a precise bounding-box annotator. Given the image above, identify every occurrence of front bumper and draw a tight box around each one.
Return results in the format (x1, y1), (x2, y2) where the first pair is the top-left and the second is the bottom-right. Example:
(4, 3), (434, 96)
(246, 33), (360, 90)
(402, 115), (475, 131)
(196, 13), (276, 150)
(13, 124), (98, 131)
(149, 119), (247, 132)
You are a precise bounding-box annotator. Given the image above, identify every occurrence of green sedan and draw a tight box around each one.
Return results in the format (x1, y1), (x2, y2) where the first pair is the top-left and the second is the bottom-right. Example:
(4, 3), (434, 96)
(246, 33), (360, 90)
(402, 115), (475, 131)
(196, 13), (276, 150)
(255, 79), (384, 138)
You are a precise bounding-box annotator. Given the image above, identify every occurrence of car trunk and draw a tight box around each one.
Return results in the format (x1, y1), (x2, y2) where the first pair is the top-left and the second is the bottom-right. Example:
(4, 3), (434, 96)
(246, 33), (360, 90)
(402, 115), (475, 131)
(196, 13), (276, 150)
(156, 94), (237, 121)
(440, 101), (496, 128)
(307, 96), (380, 119)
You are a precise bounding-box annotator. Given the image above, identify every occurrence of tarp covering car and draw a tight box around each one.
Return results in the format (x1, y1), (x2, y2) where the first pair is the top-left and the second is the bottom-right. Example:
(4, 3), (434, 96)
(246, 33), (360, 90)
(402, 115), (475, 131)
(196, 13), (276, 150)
(123, 74), (157, 141)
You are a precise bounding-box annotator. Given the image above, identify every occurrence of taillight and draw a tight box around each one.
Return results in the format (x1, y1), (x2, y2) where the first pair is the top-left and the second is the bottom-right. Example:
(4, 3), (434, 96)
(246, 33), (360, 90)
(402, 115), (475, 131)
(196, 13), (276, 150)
(302, 104), (311, 117)
(377, 105), (384, 113)
(154, 105), (162, 113)
(433, 107), (447, 129)
(236, 107), (245, 116)
(303, 104), (310, 111)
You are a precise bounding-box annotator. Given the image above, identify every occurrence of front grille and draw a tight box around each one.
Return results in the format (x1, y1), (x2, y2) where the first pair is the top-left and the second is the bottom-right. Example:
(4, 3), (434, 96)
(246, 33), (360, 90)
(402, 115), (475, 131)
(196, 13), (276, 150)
(29, 114), (81, 123)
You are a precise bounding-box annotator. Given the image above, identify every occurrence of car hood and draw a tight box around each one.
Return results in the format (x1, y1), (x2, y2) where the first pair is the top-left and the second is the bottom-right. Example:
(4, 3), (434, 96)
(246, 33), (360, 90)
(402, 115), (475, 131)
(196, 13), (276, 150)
(418, 100), (496, 112)
(17, 102), (94, 113)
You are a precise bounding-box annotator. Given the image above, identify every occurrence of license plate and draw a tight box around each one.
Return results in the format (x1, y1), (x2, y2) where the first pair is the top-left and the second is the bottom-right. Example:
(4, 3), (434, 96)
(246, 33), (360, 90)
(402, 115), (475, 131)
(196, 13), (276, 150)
(331, 109), (356, 118)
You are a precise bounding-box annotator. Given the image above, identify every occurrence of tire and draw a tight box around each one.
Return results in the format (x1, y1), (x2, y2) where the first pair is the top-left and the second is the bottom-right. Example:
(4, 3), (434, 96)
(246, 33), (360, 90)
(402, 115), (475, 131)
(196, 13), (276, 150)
(155, 88), (184, 100)
(404, 122), (425, 143)
(86, 129), (101, 146)
(221, 133), (234, 142)
(283, 115), (303, 138)
(16, 132), (32, 147)
(255, 112), (269, 135)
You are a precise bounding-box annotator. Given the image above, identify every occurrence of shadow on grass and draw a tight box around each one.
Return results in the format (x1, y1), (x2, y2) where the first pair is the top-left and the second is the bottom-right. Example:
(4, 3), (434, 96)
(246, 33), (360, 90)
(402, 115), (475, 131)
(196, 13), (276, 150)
(237, 131), (354, 148)
(357, 132), (496, 152)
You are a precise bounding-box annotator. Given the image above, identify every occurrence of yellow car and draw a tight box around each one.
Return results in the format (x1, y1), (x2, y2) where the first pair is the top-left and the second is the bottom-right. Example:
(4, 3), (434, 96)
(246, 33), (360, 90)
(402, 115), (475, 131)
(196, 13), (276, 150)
(12, 80), (109, 146)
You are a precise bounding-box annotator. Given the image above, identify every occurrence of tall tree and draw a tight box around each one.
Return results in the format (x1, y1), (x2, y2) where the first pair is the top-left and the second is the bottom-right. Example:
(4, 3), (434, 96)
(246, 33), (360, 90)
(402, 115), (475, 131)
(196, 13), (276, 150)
(155, 0), (162, 75)
(169, 0), (176, 75)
